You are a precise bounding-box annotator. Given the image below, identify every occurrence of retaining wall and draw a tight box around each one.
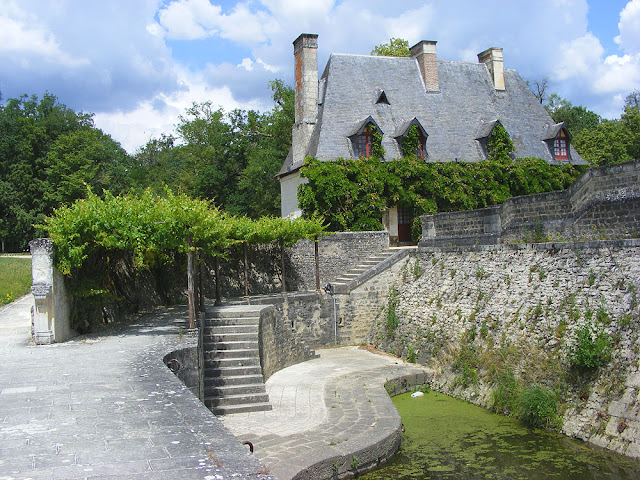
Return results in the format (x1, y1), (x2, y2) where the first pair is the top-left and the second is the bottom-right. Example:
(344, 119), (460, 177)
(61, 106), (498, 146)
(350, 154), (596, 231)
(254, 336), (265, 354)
(420, 160), (640, 247)
(369, 239), (640, 458)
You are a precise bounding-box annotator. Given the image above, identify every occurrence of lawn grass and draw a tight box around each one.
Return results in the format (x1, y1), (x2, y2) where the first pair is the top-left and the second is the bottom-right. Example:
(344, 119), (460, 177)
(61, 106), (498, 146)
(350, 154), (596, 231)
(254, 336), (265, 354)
(0, 257), (32, 305)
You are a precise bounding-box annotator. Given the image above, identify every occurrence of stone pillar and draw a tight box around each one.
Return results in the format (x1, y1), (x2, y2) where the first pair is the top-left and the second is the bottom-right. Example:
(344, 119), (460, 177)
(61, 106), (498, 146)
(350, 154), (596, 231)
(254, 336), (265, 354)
(29, 238), (55, 344)
(29, 238), (73, 344)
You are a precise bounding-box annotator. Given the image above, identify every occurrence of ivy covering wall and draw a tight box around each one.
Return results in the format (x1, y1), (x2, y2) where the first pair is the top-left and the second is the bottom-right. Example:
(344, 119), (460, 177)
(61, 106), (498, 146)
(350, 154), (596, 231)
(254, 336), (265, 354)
(298, 156), (586, 239)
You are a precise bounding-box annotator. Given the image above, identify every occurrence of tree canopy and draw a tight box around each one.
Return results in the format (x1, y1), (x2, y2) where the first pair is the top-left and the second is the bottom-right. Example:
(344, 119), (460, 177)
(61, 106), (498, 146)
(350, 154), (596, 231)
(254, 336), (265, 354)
(371, 38), (411, 57)
(0, 93), (131, 251)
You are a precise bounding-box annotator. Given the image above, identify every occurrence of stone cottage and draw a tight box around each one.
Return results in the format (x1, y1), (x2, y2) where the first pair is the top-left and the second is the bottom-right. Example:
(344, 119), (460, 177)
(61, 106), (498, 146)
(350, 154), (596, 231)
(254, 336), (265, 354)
(277, 33), (586, 243)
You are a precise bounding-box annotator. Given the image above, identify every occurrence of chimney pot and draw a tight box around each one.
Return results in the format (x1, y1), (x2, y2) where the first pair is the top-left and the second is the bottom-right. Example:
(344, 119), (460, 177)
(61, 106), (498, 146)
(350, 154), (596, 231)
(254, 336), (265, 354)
(410, 40), (439, 93)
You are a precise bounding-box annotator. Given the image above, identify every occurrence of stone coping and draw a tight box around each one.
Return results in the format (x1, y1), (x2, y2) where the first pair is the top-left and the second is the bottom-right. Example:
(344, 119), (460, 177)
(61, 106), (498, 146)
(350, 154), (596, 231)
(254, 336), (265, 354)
(419, 237), (640, 253)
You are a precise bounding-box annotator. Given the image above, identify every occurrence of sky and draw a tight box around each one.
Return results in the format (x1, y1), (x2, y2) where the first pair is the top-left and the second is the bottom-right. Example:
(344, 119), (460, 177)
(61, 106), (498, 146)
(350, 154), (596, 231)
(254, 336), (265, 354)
(1, 0), (639, 153)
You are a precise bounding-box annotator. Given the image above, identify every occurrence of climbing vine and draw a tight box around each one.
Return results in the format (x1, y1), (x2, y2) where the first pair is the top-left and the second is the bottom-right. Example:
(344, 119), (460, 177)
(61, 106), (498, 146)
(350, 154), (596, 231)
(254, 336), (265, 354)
(369, 124), (385, 159)
(401, 124), (423, 158)
(298, 156), (585, 239)
(486, 122), (515, 161)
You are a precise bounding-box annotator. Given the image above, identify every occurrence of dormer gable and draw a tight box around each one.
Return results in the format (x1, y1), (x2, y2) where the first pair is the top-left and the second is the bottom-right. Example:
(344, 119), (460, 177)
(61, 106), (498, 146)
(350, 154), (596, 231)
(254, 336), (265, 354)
(395, 118), (428, 159)
(543, 123), (572, 163)
(348, 116), (384, 158)
(475, 120), (514, 160)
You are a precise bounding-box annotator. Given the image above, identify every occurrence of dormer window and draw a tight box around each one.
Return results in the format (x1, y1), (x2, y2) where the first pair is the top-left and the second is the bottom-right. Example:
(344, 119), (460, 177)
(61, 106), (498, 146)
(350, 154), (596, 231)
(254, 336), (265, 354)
(554, 130), (568, 161)
(349, 116), (384, 158)
(396, 119), (428, 159)
(356, 125), (374, 157)
(543, 123), (572, 163)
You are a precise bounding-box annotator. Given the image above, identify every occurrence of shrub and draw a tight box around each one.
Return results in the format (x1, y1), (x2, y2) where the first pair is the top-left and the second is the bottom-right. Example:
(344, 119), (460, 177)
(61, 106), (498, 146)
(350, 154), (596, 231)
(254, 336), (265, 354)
(519, 385), (558, 429)
(492, 368), (521, 415)
(386, 287), (399, 337)
(568, 323), (612, 371)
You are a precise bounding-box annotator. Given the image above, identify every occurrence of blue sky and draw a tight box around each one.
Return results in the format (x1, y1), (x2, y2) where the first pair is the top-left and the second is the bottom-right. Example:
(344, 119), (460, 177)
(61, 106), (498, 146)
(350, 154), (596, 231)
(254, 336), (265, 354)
(1, 0), (639, 153)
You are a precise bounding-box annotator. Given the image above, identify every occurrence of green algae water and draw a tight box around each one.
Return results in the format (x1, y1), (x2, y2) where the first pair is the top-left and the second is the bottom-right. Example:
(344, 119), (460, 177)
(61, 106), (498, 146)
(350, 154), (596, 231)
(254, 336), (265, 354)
(360, 391), (640, 480)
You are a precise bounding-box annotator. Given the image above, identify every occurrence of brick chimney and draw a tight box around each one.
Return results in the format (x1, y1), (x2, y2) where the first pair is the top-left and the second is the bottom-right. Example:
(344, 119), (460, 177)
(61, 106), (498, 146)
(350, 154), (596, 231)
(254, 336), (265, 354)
(291, 33), (319, 165)
(478, 47), (505, 91)
(410, 40), (439, 93)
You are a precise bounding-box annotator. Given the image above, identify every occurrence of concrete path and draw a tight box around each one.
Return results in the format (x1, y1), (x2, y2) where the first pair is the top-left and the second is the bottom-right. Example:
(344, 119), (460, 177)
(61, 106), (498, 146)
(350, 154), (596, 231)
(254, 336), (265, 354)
(0, 296), (272, 480)
(221, 348), (430, 480)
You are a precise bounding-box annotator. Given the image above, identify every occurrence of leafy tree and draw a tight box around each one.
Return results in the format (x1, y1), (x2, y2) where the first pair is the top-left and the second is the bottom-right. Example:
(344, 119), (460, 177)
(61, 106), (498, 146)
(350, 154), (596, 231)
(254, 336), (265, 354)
(371, 38), (411, 57)
(545, 94), (601, 136)
(573, 120), (633, 166)
(130, 80), (294, 218)
(0, 93), (130, 251)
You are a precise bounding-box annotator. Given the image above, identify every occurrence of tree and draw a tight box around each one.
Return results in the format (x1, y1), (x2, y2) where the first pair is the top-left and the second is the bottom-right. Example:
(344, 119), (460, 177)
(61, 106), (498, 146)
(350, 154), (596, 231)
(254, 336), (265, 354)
(0, 93), (130, 251)
(532, 78), (549, 104)
(131, 79), (294, 218)
(371, 38), (411, 57)
(545, 94), (601, 136)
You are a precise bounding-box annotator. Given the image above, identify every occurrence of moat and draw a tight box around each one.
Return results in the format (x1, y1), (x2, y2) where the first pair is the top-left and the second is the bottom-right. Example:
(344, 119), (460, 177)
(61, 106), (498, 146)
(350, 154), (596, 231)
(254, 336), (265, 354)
(361, 391), (640, 480)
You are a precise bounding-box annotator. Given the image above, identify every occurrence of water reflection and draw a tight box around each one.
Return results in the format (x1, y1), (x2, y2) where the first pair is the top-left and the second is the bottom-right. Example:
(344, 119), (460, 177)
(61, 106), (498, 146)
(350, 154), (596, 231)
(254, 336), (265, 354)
(360, 391), (640, 480)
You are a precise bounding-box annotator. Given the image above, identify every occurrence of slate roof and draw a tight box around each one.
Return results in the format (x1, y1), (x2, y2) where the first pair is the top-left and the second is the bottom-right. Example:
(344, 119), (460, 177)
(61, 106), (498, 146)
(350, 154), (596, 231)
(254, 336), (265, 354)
(279, 53), (586, 175)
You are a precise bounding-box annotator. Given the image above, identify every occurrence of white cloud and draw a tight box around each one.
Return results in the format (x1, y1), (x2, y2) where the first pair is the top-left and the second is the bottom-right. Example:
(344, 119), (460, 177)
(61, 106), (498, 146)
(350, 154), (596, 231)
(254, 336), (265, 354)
(93, 67), (270, 153)
(156, 0), (279, 44)
(616, 0), (640, 52)
(0, 2), (88, 67)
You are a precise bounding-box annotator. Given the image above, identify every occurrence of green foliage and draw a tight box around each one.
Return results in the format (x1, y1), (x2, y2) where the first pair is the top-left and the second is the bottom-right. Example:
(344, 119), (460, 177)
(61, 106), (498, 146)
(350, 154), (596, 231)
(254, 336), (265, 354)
(0, 257), (32, 306)
(299, 156), (584, 234)
(545, 94), (601, 136)
(453, 344), (479, 388)
(486, 123), (514, 161)
(0, 93), (131, 251)
(518, 385), (558, 429)
(401, 124), (423, 158)
(369, 124), (385, 159)
(568, 323), (612, 371)
(371, 38), (410, 57)
(492, 367), (521, 415)
(386, 287), (399, 337)
(129, 80), (294, 218)
(407, 346), (417, 363)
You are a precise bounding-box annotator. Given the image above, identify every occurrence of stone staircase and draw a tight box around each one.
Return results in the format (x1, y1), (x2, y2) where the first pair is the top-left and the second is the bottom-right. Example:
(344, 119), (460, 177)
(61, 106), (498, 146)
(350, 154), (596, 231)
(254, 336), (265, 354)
(331, 249), (404, 293)
(202, 308), (272, 415)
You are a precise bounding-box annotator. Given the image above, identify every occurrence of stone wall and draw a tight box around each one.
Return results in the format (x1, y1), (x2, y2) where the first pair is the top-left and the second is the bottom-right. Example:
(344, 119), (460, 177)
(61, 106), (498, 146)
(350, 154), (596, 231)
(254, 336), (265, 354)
(286, 231), (389, 291)
(368, 240), (640, 458)
(257, 304), (318, 381)
(420, 160), (640, 247)
(231, 250), (412, 350)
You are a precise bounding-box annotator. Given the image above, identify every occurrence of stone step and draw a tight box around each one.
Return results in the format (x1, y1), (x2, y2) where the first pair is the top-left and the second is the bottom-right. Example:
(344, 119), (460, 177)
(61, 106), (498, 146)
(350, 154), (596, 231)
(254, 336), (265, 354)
(203, 316), (260, 326)
(204, 324), (258, 334)
(205, 392), (270, 407)
(203, 340), (258, 351)
(206, 374), (265, 387)
(204, 357), (260, 368)
(204, 383), (267, 397)
(207, 402), (272, 416)
(207, 309), (261, 319)
(204, 348), (259, 360)
(205, 365), (262, 377)
(204, 332), (259, 343)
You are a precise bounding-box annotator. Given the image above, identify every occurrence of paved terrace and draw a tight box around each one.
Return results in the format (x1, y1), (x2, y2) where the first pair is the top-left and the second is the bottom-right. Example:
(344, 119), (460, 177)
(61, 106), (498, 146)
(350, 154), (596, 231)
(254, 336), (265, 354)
(0, 297), (429, 479)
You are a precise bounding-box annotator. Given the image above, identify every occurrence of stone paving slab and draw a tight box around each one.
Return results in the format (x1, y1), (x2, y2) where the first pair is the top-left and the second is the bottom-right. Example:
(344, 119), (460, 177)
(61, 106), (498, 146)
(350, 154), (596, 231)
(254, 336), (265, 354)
(220, 347), (431, 479)
(0, 296), (273, 480)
